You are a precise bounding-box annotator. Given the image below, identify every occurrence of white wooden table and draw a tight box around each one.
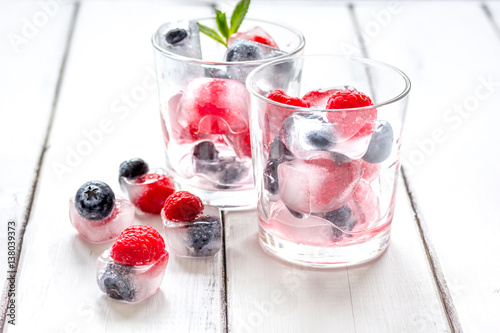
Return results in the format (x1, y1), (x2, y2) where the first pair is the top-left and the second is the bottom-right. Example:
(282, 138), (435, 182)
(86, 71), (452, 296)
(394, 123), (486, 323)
(1, 1), (499, 332)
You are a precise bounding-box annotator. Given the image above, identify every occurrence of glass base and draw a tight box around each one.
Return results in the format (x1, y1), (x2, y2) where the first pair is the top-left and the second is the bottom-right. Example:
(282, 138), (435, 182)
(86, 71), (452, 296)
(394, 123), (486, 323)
(259, 224), (391, 268)
(176, 181), (257, 211)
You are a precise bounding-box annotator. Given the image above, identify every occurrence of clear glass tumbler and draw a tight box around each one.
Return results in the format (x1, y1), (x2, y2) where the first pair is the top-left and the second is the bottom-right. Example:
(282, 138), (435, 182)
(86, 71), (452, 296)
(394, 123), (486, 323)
(152, 18), (305, 209)
(247, 55), (411, 267)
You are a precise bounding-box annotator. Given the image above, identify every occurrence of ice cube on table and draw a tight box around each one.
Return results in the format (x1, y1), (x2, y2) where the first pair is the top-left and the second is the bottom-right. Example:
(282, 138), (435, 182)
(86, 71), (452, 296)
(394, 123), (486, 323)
(156, 20), (202, 59)
(228, 26), (278, 48)
(162, 205), (222, 257)
(69, 197), (134, 243)
(96, 249), (169, 303)
(177, 78), (249, 136)
(277, 158), (363, 214)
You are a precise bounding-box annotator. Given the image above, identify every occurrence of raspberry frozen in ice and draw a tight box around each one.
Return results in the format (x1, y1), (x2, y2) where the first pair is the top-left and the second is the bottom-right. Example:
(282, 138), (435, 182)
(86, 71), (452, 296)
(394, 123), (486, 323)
(162, 191), (222, 257)
(97, 225), (169, 303)
(277, 158), (363, 215)
(121, 166), (175, 215)
(69, 181), (134, 243)
(228, 26), (278, 48)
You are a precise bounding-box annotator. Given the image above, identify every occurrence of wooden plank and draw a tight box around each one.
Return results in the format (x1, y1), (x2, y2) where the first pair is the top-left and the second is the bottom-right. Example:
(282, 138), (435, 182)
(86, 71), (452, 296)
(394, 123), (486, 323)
(354, 1), (500, 331)
(5, 2), (226, 332)
(0, 1), (76, 329)
(224, 1), (449, 332)
(225, 181), (450, 332)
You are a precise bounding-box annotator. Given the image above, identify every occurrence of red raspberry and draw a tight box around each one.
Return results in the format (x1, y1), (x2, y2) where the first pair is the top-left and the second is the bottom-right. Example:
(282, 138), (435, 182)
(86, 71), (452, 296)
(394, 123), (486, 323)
(134, 173), (175, 214)
(326, 89), (373, 109)
(325, 89), (377, 140)
(163, 191), (204, 222)
(267, 89), (309, 107)
(110, 225), (167, 266)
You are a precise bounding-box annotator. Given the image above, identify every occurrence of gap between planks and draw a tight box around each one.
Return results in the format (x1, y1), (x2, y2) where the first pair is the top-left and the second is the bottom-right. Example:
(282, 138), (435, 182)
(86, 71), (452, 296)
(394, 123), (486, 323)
(348, 3), (460, 332)
(0, 2), (81, 332)
(482, 2), (500, 41)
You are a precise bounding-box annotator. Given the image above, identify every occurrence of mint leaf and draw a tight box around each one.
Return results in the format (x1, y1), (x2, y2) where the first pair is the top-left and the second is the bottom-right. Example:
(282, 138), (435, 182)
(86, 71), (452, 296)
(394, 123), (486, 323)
(197, 22), (227, 47)
(229, 0), (250, 36)
(216, 10), (229, 40)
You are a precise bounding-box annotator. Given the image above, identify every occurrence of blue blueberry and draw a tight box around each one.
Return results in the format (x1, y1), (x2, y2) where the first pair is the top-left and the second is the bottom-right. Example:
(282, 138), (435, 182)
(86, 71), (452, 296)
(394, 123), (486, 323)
(362, 120), (394, 164)
(75, 181), (115, 221)
(324, 204), (357, 240)
(119, 158), (149, 184)
(166, 28), (187, 44)
(187, 216), (222, 256)
(263, 159), (280, 194)
(225, 41), (263, 62)
(193, 141), (218, 161)
(269, 137), (293, 161)
(99, 262), (135, 301)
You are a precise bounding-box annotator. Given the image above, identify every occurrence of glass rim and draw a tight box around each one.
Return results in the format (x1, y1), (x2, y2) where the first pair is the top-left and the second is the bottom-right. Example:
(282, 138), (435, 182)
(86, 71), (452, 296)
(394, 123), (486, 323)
(151, 17), (306, 66)
(246, 54), (412, 112)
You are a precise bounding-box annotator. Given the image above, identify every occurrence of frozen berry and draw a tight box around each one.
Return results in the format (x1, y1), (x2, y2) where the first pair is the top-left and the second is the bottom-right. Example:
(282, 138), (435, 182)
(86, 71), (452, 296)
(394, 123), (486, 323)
(267, 89), (309, 107)
(225, 40), (263, 62)
(263, 159), (280, 194)
(75, 181), (115, 221)
(324, 204), (357, 240)
(282, 113), (336, 151)
(193, 141), (219, 161)
(325, 89), (377, 141)
(302, 87), (344, 108)
(134, 173), (175, 214)
(187, 216), (222, 256)
(228, 26), (278, 48)
(110, 225), (167, 266)
(119, 158), (149, 184)
(166, 28), (187, 44)
(163, 191), (204, 222)
(326, 89), (373, 109)
(362, 120), (394, 164)
(99, 262), (135, 301)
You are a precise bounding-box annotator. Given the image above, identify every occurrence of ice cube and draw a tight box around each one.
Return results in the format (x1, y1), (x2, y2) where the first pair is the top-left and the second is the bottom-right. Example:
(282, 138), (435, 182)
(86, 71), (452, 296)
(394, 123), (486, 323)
(156, 20), (202, 59)
(281, 113), (337, 159)
(162, 205), (222, 257)
(302, 87), (351, 109)
(193, 155), (249, 188)
(69, 197), (134, 243)
(224, 39), (286, 83)
(322, 198), (365, 241)
(359, 158), (380, 183)
(177, 78), (249, 136)
(96, 249), (169, 303)
(277, 158), (363, 214)
(121, 168), (175, 214)
(228, 26), (278, 48)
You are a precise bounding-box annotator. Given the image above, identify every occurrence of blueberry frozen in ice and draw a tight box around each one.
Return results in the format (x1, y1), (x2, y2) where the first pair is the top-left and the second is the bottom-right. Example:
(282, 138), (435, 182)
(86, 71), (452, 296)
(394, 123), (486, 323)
(69, 181), (134, 243)
(97, 225), (169, 303)
(156, 20), (202, 59)
(119, 158), (149, 188)
(362, 120), (394, 164)
(162, 191), (222, 257)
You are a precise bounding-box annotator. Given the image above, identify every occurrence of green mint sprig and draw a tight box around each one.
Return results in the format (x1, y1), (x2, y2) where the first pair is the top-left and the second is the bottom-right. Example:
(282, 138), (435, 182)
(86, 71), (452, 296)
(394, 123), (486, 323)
(197, 0), (251, 47)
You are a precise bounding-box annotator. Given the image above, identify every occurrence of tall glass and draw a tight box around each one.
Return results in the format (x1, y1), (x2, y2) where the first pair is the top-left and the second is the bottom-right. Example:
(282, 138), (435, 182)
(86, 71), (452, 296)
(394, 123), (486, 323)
(247, 55), (411, 267)
(152, 18), (305, 209)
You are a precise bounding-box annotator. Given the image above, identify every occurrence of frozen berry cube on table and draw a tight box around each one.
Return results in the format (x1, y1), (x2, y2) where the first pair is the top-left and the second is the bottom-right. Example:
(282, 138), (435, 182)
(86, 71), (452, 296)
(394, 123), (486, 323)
(97, 225), (169, 303)
(161, 191), (222, 257)
(69, 181), (134, 243)
(121, 167), (175, 215)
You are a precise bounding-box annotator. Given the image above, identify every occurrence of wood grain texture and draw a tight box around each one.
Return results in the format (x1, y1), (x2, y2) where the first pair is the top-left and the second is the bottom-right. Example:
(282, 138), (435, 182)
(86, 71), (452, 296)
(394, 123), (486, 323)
(354, 1), (500, 332)
(4, 2), (225, 332)
(0, 1), (76, 330)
